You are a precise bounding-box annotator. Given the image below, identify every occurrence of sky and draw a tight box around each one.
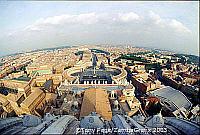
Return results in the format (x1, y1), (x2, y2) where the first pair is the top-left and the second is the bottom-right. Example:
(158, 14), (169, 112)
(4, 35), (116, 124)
(0, 1), (199, 56)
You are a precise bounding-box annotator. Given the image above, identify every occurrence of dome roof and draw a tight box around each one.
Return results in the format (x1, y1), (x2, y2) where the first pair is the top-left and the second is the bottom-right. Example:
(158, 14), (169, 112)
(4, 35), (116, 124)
(80, 113), (104, 129)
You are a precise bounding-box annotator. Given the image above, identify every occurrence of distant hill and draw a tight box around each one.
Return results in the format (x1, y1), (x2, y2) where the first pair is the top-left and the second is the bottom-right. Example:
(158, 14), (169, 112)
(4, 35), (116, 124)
(28, 45), (73, 53)
(175, 54), (199, 65)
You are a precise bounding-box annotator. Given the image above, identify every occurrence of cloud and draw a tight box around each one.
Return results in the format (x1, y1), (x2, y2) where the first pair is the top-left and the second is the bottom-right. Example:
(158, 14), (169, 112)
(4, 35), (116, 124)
(24, 13), (99, 32)
(169, 19), (191, 33)
(149, 10), (162, 24)
(2, 11), (196, 55)
(118, 12), (140, 22)
(21, 11), (191, 34)
(147, 11), (191, 33)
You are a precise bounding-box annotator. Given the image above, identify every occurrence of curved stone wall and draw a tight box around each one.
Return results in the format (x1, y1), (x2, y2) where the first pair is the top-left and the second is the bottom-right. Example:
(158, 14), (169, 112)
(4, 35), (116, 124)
(63, 63), (127, 85)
